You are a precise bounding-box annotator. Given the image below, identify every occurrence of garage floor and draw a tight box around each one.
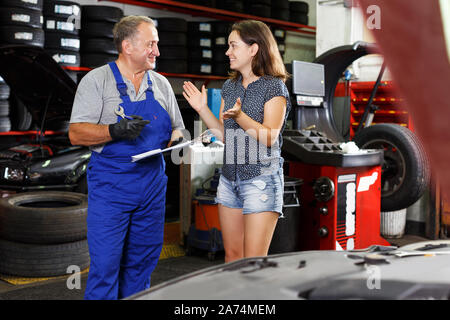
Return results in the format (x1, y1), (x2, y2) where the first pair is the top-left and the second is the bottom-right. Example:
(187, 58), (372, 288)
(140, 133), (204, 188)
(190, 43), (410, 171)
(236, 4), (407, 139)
(0, 233), (427, 300)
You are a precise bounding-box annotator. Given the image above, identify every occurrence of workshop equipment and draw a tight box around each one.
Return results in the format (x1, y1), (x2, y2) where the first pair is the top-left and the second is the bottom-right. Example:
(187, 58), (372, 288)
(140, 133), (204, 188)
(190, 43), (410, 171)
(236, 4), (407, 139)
(282, 59), (390, 251)
(187, 168), (223, 260)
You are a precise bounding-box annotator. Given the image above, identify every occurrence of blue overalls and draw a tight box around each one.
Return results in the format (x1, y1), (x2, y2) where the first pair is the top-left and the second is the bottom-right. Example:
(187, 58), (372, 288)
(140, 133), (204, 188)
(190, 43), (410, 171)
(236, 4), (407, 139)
(84, 62), (172, 300)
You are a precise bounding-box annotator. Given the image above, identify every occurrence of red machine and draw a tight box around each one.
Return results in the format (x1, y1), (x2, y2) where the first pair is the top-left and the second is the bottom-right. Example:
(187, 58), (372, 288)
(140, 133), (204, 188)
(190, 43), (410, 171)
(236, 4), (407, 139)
(282, 58), (391, 251)
(289, 161), (390, 250)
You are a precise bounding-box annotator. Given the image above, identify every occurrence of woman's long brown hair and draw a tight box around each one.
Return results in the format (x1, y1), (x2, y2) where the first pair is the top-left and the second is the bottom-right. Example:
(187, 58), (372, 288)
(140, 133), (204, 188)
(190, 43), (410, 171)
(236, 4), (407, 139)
(228, 20), (289, 82)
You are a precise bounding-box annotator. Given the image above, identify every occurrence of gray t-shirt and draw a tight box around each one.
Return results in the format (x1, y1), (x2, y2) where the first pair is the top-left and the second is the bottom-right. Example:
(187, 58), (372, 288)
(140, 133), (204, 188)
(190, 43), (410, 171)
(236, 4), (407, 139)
(70, 64), (185, 153)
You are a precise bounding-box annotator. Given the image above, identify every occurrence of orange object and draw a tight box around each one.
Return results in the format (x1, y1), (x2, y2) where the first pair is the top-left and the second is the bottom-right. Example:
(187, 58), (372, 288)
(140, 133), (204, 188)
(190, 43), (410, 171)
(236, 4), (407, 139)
(193, 200), (221, 231)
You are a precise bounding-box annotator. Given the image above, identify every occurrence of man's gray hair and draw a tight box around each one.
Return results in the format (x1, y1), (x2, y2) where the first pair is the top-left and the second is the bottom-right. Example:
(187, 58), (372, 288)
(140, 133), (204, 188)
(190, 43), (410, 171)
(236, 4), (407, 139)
(113, 16), (156, 53)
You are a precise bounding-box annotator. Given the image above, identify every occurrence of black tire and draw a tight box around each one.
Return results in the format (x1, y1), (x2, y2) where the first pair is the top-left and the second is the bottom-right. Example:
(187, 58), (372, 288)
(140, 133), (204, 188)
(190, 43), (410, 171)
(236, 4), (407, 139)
(0, 239), (89, 277)
(45, 32), (80, 52)
(44, 16), (79, 35)
(80, 21), (115, 39)
(81, 53), (117, 68)
(188, 35), (213, 48)
(0, 116), (11, 132)
(353, 124), (431, 211)
(157, 18), (187, 33)
(0, 83), (10, 100)
(272, 0), (289, 10)
(249, 4), (271, 18)
(214, 35), (227, 47)
(189, 48), (213, 62)
(159, 46), (188, 60)
(272, 28), (286, 40)
(0, 7), (43, 28)
(81, 5), (123, 23)
(80, 38), (117, 55)
(0, 191), (88, 244)
(158, 32), (187, 47)
(0, 25), (44, 47)
(0, 0), (43, 11)
(290, 12), (308, 25)
(246, 0), (271, 5)
(271, 8), (289, 21)
(0, 100), (10, 116)
(290, 1), (309, 14)
(216, 0), (244, 12)
(44, 1), (81, 19)
(213, 62), (230, 76)
(156, 59), (188, 73)
(188, 61), (213, 74)
(188, 21), (213, 35)
(213, 48), (228, 62)
(213, 21), (232, 35)
(46, 49), (80, 67)
(9, 94), (33, 131)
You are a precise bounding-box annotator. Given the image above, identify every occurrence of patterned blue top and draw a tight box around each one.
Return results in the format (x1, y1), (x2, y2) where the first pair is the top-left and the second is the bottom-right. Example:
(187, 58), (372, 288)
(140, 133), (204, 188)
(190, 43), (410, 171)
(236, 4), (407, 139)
(221, 75), (291, 181)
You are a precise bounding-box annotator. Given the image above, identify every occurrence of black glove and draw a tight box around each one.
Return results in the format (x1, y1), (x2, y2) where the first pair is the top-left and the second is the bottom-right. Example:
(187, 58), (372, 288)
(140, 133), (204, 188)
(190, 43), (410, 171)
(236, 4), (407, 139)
(170, 137), (184, 147)
(109, 115), (150, 140)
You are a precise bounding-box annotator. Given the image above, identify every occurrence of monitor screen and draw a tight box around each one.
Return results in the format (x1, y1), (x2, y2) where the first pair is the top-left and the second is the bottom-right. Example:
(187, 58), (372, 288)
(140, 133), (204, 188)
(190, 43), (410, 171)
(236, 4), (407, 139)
(292, 60), (325, 97)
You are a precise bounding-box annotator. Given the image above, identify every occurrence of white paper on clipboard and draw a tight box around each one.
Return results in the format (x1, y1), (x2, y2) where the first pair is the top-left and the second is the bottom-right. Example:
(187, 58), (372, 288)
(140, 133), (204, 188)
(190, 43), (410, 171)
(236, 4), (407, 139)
(131, 140), (192, 162)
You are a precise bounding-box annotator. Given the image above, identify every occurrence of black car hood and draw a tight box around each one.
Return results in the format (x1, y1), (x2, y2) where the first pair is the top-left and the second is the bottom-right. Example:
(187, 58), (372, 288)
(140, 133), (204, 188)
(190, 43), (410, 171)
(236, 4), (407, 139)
(0, 45), (76, 129)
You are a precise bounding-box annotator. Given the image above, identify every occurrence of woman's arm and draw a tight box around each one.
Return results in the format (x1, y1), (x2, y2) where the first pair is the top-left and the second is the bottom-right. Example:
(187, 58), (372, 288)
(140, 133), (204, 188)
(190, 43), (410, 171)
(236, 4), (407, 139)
(182, 81), (224, 142)
(223, 96), (287, 147)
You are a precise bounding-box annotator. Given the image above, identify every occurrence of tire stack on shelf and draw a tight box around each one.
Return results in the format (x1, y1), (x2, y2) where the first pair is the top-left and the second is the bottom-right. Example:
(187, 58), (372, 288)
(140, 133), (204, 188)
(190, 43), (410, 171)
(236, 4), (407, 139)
(156, 18), (188, 74)
(271, 0), (289, 21)
(244, 0), (271, 18)
(216, 0), (244, 12)
(43, 0), (81, 83)
(0, 77), (11, 133)
(289, 1), (309, 25)
(272, 27), (286, 61)
(187, 21), (214, 75)
(0, 192), (90, 278)
(212, 21), (232, 76)
(0, 0), (45, 48)
(80, 5), (123, 69)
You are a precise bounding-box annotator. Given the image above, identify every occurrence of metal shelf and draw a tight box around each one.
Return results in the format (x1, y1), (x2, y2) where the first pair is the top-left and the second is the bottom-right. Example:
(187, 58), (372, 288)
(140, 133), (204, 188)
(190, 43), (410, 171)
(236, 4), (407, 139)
(0, 130), (64, 136)
(99, 0), (316, 35)
(62, 66), (228, 82)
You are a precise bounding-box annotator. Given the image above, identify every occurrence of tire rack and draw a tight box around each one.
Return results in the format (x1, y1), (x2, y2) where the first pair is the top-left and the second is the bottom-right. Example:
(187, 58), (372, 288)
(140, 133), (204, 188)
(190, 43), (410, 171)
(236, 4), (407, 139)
(334, 80), (414, 139)
(98, 0), (316, 35)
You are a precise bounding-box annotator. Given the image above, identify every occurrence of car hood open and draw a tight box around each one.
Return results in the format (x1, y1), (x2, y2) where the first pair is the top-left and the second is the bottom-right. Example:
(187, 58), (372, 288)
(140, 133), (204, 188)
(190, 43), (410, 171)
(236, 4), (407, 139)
(0, 45), (76, 130)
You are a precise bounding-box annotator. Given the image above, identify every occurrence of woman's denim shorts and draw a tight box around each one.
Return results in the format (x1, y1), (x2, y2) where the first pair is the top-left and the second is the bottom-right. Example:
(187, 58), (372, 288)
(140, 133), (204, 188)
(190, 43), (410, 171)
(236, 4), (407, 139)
(215, 168), (284, 216)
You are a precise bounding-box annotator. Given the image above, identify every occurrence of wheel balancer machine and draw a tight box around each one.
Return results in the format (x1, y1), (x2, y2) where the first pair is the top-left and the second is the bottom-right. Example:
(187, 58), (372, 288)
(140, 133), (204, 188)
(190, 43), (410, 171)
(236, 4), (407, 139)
(282, 56), (390, 251)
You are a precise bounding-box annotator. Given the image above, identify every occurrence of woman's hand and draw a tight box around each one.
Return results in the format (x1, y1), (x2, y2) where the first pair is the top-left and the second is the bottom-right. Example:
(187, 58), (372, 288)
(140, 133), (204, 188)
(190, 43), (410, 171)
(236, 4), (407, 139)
(182, 81), (207, 114)
(222, 97), (243, 120)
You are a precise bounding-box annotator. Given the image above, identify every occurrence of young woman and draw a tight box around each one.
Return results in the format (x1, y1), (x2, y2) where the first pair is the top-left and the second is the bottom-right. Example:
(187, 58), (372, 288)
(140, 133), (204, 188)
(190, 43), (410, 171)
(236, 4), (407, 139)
(182, 20), (291, 263)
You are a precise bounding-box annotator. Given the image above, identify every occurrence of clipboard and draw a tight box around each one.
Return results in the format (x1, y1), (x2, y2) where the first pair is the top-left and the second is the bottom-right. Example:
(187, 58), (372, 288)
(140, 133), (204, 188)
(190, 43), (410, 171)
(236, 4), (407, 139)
(131, 130), (214, 162)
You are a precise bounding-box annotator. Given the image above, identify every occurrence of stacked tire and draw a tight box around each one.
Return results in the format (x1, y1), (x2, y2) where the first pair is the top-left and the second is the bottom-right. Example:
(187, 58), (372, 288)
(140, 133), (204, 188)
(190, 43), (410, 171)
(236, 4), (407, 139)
(216, 0), (244, 12)
(156, 18), (188, 73)
(0, 0), (44, 48)
(0, 77), (11, 133)
(187, 22), (214, 75)
(289, 1), (309, 25)
(0, 192), (89, 277)
(271, 0), (289, 21)
(43, 0), (81, 83)
(80, 5), (123, 69)
(212, 21), (232, 76)
(244, 0), (271, 18)
(272, 27), (286, 61)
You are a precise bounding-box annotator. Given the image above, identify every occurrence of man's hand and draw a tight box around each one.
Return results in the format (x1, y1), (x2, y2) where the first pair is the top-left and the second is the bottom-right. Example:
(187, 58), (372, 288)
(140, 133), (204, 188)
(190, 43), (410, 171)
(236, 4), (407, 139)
(108, 115), (150, 140)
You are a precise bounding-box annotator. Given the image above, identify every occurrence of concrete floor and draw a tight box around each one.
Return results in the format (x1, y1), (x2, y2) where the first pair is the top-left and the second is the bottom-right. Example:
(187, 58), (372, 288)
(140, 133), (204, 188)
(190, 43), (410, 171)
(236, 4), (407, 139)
(0, 234), (428, 300)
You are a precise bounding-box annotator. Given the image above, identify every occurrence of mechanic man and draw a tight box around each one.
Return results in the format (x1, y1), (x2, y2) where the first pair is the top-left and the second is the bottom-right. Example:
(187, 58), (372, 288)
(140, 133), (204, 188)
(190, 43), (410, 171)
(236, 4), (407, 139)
(68, 16), (184, 300)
